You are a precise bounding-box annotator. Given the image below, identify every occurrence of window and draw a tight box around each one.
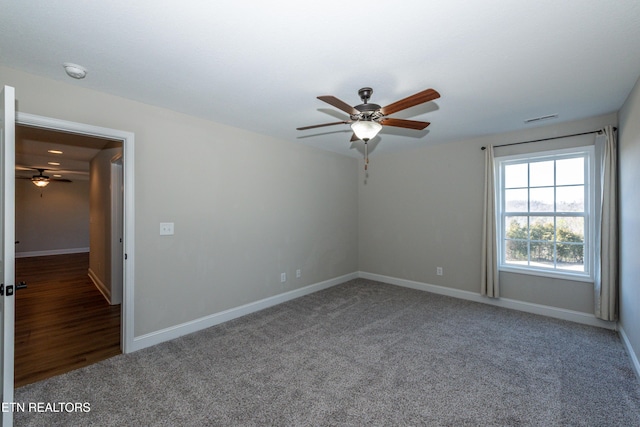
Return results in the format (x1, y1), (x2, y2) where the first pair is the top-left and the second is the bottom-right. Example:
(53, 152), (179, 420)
(495, 147), (594, 281)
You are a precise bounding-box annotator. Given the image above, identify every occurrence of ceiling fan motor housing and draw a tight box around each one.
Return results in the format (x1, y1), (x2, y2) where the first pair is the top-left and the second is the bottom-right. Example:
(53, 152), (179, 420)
(354, 87), (382, 120)
(353, 103), (382, 121)
(33, 169), (49, 179)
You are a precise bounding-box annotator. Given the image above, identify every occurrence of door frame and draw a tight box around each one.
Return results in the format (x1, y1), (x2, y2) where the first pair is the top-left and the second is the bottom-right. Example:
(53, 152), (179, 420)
(15, 112), (135, 353)
(1, 85), (16, 427)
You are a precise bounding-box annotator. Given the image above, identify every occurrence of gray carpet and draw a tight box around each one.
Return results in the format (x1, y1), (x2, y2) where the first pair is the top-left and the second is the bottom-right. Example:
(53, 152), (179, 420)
(14, 279), (640, 426)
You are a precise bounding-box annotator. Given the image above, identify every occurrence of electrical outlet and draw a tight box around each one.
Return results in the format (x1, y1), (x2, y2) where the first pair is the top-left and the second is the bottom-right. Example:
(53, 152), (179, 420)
(296, 269), (301, 278)
(281, 272), (286, 283)
(436, 267), (443, 276)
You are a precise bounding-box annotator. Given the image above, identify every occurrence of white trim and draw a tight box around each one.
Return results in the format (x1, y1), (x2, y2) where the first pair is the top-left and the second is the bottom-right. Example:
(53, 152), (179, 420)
(619, 326), (640, 382)
(499, 265), (593, 283)
(15, 247), (89, 258)
(16, 112), (135, 354)
(130, 272), (359, 352)
(88, 268), (112, 304)
(2, 84), (17, 427)
(495, 146), (596, 282)
(359, 271), (617, 330)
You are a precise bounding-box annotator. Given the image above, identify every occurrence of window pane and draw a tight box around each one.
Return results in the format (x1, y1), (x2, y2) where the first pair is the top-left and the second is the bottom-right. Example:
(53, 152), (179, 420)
(505, 240), (528, 264)
(530, 188), (554, 212)
(556, 157), (584, 186)
(505, 189), (528, 212)
(530, 217), (554, 241)
(557, 217), (584, 243)
(497, 149), (592, 278)
(557, 243), (584, 271)
(505, 216), (528, 239)
(556, 185), (584, 212)
(504, 163), (528, 188)
(530, 160), (554, 187)
(530, 242), (554, 267)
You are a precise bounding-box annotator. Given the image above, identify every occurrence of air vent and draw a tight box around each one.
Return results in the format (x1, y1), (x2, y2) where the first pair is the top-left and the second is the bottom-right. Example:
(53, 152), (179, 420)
(524, 114), (558, 124)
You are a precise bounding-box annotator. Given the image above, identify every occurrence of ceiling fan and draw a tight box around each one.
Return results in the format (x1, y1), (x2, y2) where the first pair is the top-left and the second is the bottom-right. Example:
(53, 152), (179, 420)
(16, 168), (72, 188)
(297, 87), (440, 169)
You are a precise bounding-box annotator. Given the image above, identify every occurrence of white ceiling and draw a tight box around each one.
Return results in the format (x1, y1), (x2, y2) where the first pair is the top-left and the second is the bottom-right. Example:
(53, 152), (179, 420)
(2, 1), (640, 159)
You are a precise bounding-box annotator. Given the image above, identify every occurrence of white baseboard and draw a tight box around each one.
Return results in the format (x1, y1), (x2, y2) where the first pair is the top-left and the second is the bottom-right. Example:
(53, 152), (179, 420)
(15, 247), (89, 258)
(130, 272), (359, 352)
(88, 267), (112, 305)
(129, 270), (621, 354)
(619, 326), (640, 382)
(359, 271), (617, 330)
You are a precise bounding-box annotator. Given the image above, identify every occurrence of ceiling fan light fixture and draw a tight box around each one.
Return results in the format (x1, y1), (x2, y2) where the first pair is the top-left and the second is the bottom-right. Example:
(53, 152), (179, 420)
(31, 177), (50, 188)
(30, 168), (51, 188)
(351, 120), (382, 142)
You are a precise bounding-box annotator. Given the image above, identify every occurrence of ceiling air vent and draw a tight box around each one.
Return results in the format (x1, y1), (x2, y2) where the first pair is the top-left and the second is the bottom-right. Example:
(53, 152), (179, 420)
(524, 114), (558, 124)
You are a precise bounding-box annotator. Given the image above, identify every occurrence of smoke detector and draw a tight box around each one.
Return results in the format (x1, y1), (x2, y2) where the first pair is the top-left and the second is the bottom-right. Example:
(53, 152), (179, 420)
(63, 63), (87, 79)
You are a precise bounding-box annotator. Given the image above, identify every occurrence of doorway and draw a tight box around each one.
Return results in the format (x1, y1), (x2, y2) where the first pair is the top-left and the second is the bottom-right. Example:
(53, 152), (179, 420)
(14, 124), (123, 386)
(13, 113), (135, 384)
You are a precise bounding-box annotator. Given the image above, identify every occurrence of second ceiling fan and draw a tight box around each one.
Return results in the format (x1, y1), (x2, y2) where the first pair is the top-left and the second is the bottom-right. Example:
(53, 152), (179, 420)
(16, 168), (72, 187)
(297, 87), (440, 169)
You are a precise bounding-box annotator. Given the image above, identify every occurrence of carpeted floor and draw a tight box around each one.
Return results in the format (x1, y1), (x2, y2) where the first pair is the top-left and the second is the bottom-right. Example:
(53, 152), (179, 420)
(14, 279), (640, 426)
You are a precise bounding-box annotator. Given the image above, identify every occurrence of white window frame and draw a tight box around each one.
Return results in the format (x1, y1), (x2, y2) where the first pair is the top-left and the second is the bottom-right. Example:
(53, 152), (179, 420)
(495, 146), (595, 282)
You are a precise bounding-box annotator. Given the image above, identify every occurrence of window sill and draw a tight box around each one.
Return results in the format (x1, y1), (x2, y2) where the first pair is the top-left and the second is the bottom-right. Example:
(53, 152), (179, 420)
(499, 265), (593, 283)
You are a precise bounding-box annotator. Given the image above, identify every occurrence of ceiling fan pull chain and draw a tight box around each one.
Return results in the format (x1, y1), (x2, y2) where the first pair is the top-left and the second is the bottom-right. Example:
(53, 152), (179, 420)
(364, 142), (369, 170)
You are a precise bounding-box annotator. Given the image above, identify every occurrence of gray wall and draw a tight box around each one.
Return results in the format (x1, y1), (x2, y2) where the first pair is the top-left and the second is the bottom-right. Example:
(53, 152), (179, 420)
(4, 63), (634, 360)
(2, 66), (359, 337)
(15, 177), (89, 255)
(358, 112), (617, 314)
(619, 74), (640, 369)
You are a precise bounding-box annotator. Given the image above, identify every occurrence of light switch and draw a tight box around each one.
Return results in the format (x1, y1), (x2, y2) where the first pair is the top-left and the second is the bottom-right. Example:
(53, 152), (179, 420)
(160, 222), (174, 236)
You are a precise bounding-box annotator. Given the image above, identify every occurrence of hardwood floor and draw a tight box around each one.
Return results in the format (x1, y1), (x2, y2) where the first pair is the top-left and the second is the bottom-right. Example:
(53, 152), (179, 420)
(14, 253), (121, 388)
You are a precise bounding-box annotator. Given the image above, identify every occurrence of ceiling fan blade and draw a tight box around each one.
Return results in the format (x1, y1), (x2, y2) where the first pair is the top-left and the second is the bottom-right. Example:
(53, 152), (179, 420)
(350, 132), (359, 142)
(296, 121), (350, 131)
(15, 166), (36, 172)
(380, 118), (431, 130)
(380, 89), (440, 116)
(51, 178), (72, 183)
(317, 96), (359, 115)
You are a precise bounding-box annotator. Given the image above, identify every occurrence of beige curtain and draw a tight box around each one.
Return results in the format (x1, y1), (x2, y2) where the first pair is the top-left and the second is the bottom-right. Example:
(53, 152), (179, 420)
(481, 145), (499, 297)
(595, 126), (618, 321)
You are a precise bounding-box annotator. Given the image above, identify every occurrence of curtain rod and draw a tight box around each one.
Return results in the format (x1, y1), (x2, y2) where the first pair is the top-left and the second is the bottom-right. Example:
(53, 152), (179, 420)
(480, 127), (616, 150)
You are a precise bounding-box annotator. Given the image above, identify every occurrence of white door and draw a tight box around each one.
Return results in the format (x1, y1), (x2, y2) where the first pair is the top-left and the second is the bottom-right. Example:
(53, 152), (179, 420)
(0, 86), (16, 427)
